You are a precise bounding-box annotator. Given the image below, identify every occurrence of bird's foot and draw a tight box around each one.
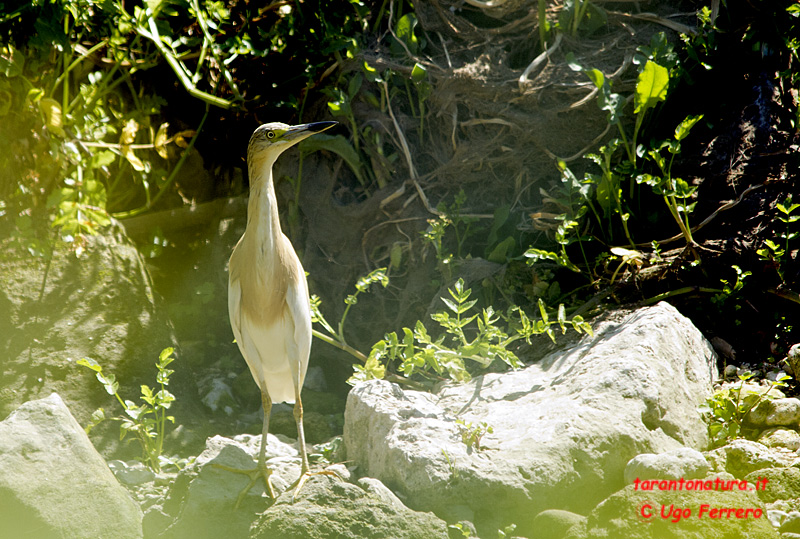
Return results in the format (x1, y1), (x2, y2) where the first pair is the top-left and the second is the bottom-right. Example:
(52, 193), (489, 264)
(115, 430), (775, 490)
(289, 466), (344, 503)
(213, 461), (276, 509)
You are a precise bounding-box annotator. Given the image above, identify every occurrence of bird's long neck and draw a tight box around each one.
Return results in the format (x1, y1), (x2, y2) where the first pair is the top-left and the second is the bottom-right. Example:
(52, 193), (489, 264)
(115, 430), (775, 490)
(246, 156), (284, 258)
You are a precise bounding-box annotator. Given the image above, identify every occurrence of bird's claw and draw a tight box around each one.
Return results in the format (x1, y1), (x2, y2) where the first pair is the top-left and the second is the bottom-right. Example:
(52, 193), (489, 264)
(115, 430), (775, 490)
(289, 468), (344, 503)
(213, 461), (276, 509)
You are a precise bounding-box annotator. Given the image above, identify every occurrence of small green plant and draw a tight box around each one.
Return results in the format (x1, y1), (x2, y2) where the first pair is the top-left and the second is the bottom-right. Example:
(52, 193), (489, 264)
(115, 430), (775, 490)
(442, 448), (460, 482)
(711, 265), (751, 311)
(448, 522), (471, 538)
(498, 524), (518, 539)
(456, 419), (493, 451)
(350, 278), (593, 385)
(700, 371), (790, 449)
(636, 114), (704, 246)
(524, 159), (596, 274)
(311, 267), (389, 349)
(757, 196), (800, 281)
(559, 0), (607, 37)
(78, 347), (177, 472)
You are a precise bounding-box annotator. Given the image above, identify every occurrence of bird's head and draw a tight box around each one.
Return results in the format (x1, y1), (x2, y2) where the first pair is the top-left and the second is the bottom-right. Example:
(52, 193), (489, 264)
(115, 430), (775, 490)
(247, 121), (337, 167)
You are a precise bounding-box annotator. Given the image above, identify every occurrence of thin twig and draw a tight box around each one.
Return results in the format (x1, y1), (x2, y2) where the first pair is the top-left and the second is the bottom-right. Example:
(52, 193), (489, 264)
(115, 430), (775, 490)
(519, 32), (563, 90)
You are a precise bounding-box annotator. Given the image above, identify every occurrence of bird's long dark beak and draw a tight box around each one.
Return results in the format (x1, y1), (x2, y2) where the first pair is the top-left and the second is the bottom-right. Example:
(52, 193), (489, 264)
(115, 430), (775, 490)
(305, 121), (337, 133)
(283, 121), (337, 144)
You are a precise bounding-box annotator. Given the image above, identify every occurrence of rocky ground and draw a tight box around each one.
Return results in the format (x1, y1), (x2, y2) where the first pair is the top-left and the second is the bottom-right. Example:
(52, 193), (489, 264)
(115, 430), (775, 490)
(7, 301), (800, 538)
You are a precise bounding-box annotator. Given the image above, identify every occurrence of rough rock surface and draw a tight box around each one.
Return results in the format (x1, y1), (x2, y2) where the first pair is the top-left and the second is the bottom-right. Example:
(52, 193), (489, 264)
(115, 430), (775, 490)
(156, 434), (305, 538)
(563, 480), (779, 538)
(708, 439), (795, 478)
(0, 227), (183, 454)
(758, 427), (800, 450)
(251, 474), (450, 539)
(344, 302), (716, 536)
(748, 398), (800, 427)
(0, 393), (143, 538)
(746, 467), (800, 504)
(531, 509), (586, 539)
(156, 434), (447, 539)
(624, 447), (710, 483)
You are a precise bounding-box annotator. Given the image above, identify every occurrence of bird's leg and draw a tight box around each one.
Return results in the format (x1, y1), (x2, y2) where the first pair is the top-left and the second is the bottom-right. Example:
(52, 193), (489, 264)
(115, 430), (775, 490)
(254, 388), (276, 496)
(288, 392), (341, 501)
(214, 388), (276, 508)
(290, 388), (313, 500)
(294, 394), (310, 473)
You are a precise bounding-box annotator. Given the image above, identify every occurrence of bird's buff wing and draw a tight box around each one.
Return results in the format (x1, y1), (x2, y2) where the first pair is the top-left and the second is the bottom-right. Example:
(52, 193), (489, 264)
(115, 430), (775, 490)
(284, 270), (312, 393)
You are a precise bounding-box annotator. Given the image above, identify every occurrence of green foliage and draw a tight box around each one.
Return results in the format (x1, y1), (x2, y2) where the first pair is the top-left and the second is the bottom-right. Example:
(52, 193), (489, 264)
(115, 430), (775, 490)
(348, 278), (592, 385)
(77, 347), (178, 472)
(636, 114), (704, 245)
(456, 419), (493, 451)
(558, 0), (607, 37)
(311, 267), (389, 366)
(757, 196), (800, 282)
(711, 265), (751, 325)
(700, 371), (790, 449)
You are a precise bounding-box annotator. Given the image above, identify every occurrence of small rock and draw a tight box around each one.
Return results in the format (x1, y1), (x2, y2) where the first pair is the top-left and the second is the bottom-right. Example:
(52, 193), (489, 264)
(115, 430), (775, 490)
(724, 364), (739, 378)
(532, 509), (586, 539)
(748, 398), (800, 427)
(758, 428), (800, 451)
(745, 467), (800, 503)
(767, 509), (787, 528)
(724, 439), (793, 478)
(108, 459), (156, 486)
(782, 511), (800, 534)
(785, 344), (800, 378)
(624, 447), (709, 483)
(767, 398), (800, 426)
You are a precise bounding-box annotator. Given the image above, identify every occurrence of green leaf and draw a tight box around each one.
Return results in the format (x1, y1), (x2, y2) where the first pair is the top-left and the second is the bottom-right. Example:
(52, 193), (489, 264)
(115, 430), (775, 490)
(347, 74), (363, 99)
(538, 299), (549, 324)
(77, 357), (103, 373)
(441, 297), (459, 314)
(90, 151), (116, 169)
(411, 63), (427, 83)
(98, 373), (119, 395)
(634, 61), (669, 115)
(674, 114), (704, 141)
(584, 68), (606, 90)
(0, 44), (25, 78)
(395, 13), (420, 55)
(487, 236), (515, 263)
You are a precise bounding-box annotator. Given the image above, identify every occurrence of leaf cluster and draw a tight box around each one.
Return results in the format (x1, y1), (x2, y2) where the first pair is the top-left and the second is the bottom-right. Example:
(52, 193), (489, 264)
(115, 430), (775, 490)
(700, 371), (790, 449)
(77, 347), (178, 472)
(349, 278), (592, 385)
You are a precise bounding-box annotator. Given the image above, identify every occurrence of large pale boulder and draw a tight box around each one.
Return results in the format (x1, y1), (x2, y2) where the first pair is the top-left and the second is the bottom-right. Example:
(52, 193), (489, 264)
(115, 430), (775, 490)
(0, 226), (182, 454)
(0, 393), (143, 538)
(344, 302), (716, 536)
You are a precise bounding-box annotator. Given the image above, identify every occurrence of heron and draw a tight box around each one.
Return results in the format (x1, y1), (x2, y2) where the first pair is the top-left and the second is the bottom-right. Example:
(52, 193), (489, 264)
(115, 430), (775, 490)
(227, 120), (336, 505)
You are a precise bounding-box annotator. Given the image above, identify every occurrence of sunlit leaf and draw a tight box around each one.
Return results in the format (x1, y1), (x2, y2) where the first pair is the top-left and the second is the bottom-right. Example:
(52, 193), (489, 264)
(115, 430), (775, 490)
(39, 98), (66, 137)
(155, 123), (170, 159)
(634, 61), (669, 115)
(120, 119), (145, 171)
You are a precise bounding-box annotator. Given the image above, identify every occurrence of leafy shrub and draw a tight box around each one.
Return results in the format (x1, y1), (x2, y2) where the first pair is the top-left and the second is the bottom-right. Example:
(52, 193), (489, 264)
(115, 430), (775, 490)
(78, 347), (178, 472)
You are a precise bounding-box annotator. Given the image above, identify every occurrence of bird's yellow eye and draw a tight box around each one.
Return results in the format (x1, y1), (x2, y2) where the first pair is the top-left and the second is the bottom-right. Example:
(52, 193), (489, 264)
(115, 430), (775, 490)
(266, 131), (275, 139)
